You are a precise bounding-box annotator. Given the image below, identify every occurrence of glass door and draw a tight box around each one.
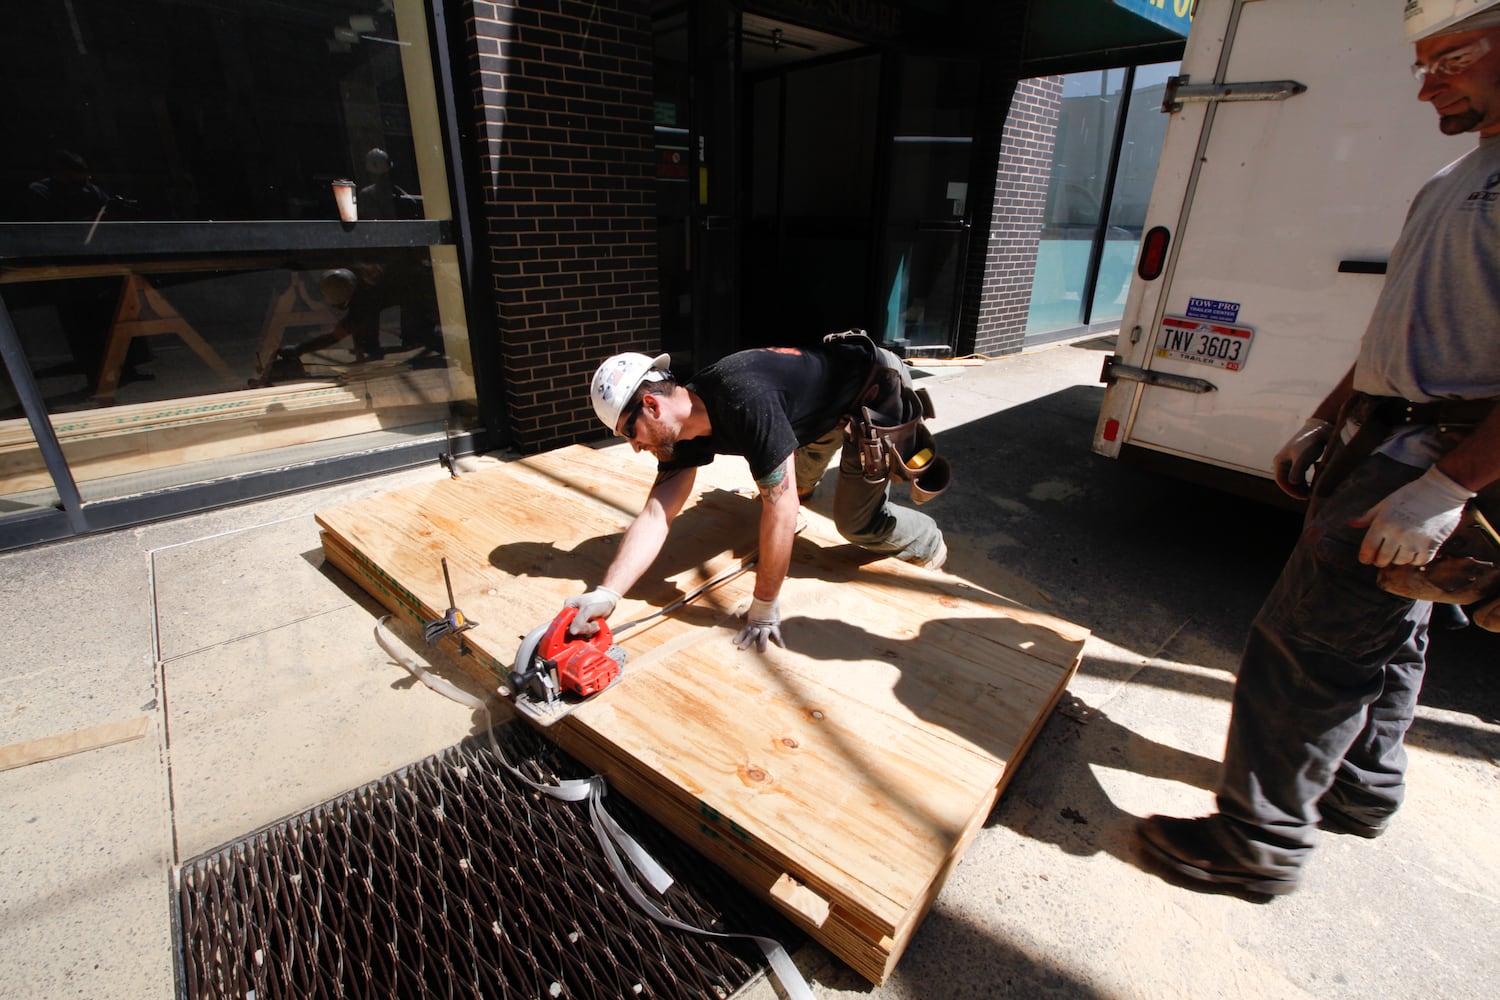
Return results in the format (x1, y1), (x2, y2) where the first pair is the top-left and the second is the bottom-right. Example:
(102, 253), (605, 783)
(877, 55), (979, 354)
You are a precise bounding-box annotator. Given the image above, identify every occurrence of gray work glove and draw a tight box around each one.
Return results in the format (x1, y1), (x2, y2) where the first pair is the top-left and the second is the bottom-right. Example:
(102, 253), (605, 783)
(563, 585), (620, 636)
(1273, 418), (1333, 500)
(734, 596), (784, 652)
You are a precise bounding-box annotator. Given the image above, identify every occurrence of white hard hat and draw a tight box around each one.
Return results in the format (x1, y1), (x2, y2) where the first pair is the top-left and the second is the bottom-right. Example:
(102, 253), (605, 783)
(590, 352), (671, 430)
(1405, 0), (1500, 42)
(319, 268), (357, 308)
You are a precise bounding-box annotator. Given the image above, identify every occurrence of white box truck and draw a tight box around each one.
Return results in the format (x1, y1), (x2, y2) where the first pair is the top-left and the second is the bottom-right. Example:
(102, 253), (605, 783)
(1091, 0), (1473, 505)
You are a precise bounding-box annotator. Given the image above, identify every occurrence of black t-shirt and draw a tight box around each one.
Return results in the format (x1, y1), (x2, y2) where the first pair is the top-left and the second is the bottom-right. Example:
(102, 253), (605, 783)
(663, 343), (872, 481)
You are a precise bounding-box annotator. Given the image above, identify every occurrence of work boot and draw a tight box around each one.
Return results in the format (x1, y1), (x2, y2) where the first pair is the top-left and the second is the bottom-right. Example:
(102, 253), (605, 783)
(1136, 814), (1300, 898)
(1317, 804), (1389, 840)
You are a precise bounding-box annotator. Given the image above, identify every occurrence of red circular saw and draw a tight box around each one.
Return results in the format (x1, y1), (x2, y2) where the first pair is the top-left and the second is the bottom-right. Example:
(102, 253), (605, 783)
(507, 606), (625, 725)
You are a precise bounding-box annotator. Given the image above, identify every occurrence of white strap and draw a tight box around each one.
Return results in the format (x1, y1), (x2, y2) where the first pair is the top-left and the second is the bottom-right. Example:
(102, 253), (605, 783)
(373, 619), (813, 999)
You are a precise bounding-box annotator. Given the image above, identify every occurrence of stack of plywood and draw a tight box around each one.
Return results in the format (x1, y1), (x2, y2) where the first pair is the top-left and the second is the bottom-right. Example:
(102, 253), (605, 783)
(317, 445), (1088, 984)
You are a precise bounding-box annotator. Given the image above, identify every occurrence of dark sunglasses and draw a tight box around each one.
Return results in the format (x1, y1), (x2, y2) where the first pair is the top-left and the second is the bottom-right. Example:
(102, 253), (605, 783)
(620, 400), (644, 439)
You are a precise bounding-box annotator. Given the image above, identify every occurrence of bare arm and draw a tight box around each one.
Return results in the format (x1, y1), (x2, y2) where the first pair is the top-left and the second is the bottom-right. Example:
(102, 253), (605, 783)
(750, 457), (802, 602)
(1311, 364), (1357, 423)
(599, 466), (697, 596)
(1434, 405), (1500, 493)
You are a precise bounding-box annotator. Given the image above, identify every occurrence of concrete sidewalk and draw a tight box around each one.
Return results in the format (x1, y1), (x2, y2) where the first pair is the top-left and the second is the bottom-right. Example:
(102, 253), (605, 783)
(2, 336), (1496, 999)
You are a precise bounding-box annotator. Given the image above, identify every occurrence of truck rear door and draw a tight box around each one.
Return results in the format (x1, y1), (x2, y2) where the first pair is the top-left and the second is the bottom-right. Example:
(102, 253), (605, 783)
(1092, 0), (1467, 490)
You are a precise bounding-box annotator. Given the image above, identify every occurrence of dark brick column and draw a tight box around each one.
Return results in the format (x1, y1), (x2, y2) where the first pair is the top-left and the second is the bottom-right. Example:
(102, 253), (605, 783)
(973, 75), (1063, 357)
(465, 0), (658, 451)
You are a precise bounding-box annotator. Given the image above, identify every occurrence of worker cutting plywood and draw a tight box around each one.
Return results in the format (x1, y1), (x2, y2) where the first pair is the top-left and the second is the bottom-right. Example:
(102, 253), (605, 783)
(317, 441), (1086, 983)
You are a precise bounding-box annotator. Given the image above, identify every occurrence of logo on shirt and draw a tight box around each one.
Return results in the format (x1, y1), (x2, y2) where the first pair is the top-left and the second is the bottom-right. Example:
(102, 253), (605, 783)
(1464, 169), (1500, 206)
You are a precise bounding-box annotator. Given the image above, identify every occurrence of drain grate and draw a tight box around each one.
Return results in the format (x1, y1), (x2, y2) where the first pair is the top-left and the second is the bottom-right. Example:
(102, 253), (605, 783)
(177, 723), (794, 999)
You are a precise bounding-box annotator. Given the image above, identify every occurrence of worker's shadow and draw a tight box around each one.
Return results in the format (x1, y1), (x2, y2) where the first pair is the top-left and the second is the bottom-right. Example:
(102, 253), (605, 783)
(787, 612), (1224, 877)
(486, 488), (762, 607)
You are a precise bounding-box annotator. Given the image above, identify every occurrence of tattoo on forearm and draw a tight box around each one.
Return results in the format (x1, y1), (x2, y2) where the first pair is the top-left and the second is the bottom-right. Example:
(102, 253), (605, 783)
(758, 462), (792, 505)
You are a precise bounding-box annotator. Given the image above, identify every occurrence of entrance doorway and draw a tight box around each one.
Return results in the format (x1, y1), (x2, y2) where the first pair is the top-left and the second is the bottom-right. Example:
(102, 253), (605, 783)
(651, 7), (980, 370)
(743, 43), (880, 348)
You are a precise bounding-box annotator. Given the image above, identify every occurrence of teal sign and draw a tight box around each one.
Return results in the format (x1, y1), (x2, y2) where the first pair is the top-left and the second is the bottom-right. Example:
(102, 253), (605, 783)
(1112, 0), (1193, 37)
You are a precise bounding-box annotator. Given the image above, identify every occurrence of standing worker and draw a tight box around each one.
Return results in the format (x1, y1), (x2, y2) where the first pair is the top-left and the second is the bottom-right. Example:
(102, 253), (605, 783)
(565, 332), (951, 651)
(1137, 0), (1500, 897)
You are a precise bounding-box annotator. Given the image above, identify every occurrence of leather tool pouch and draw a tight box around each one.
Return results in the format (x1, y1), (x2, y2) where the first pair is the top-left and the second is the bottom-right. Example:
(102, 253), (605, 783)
(825, 329), (952, 505)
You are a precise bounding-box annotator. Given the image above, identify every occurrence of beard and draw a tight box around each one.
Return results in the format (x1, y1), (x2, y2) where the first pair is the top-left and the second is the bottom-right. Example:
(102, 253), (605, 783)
(643, 426), (677, 462)
(1440, 107), (1485, 134)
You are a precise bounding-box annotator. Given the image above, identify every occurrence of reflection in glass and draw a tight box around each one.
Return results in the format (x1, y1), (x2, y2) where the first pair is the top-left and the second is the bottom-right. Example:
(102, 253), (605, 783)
(0, 252), (473, 504)
(1093, 62), (1178, 327)
(1, 1), (432, 224)
(1025, 61), (1178, 338)
(1027, 69), (1128, 336)
(0, 326), (63, 520)
(879, 56), (978, 352)
(0, 0), (475, 514)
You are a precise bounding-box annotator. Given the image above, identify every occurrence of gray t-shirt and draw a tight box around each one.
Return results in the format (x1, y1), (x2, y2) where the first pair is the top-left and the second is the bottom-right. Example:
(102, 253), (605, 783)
(1354, 133), (1500, 465)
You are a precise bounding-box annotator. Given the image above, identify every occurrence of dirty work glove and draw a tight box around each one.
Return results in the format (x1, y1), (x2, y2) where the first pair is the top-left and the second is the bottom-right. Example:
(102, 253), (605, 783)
(563, 586), (620, 636)
(1273, 418), (1333, 500)
(1353, 466), (1474, 567)
(734, 597), (784, 652)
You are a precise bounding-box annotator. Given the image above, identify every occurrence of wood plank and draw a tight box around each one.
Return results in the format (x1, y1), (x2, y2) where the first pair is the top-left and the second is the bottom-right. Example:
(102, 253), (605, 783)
(316, 444), (1086, 983)
(0, 716), (149, 771)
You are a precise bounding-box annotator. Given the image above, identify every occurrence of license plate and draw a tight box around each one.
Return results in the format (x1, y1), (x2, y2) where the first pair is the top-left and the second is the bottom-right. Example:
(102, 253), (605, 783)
(1154, 315), (1254, 371)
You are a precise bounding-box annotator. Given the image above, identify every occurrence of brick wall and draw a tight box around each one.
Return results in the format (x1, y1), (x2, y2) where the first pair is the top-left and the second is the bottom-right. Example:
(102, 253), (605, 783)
(974, 75), (1063, 357)
(465, 0), (658, 451)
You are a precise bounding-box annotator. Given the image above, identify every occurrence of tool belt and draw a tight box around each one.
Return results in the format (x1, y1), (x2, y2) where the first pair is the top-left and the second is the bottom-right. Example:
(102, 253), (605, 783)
(1311, 391), (1500, 630)
(825, 329), (952, 505)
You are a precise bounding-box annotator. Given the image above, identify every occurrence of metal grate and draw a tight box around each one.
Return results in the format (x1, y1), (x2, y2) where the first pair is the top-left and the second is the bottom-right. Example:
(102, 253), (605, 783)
(177, 723), (793, 999)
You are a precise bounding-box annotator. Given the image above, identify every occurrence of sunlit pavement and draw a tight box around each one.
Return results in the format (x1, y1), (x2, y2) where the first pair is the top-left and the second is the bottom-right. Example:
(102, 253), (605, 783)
(2, 334), (1494, 999)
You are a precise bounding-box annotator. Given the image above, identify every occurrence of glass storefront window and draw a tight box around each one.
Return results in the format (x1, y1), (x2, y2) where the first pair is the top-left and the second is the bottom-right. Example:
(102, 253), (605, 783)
(1027, 68), (1129, 336)
(2, 1), (434, 225)
(1024, 60), (1179, 340)
(0, 357), (62, 518)
(0, 0), (474, 528)
(1093, 61), (1179, 327)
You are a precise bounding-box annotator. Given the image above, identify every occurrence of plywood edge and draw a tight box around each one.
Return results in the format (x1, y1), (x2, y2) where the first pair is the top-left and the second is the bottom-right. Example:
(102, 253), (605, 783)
(319, 530), (505, 694)
(549, 722), (906, 969)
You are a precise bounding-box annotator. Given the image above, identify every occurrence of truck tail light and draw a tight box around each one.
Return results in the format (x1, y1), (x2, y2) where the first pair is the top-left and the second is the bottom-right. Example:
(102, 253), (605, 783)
(1137, 226), (1170, 281)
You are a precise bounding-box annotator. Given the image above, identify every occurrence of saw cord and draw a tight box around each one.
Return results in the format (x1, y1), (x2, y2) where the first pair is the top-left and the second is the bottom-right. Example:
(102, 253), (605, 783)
(609, 555), (758, 638)
(373, 618), (813, 1000)
(612, 516), (805, 638)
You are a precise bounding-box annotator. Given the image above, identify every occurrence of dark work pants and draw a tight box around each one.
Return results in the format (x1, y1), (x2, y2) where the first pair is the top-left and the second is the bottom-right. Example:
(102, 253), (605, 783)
(793, 347), (944, 566)
(1216, 453), (1431, 877)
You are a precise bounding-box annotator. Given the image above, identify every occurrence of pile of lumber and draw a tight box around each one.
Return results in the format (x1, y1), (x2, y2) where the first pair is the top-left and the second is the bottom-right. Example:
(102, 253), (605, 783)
(316, 445), (1088, 983)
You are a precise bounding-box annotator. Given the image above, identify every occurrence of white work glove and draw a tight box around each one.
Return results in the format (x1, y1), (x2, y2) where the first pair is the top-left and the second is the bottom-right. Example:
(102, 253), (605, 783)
(734, 596), (784, 652)
(1352, 466), (1475, 567)
(1273, 418), (1333, 500)
(563, 586), (620, 636)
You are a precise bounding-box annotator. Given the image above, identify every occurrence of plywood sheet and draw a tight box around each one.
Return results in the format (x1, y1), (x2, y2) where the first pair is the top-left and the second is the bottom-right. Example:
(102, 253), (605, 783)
(316, 445), (1088, 982)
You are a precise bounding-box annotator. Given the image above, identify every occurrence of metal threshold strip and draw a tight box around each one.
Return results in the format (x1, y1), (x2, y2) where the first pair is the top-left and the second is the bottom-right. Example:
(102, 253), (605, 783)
(177, 722), (797, 999)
